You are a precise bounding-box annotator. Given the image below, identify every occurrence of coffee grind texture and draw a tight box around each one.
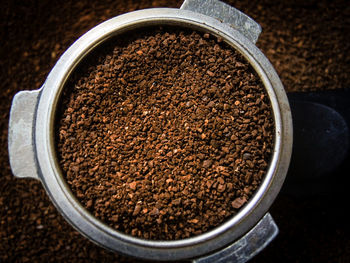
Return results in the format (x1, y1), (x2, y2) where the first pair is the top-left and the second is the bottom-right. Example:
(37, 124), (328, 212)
(2, 0), (349, 262)
(56, 28), (274, 240)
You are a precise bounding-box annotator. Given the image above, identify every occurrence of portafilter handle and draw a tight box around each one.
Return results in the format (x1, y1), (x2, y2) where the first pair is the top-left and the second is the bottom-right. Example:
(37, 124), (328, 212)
(285, 89), (350, 196)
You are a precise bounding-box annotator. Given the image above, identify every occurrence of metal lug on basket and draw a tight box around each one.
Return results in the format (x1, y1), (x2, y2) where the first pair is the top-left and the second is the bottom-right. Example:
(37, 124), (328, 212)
(181, 0), (262, 43)
(192, 213), (278, 263)
(8, 88), (42, 180)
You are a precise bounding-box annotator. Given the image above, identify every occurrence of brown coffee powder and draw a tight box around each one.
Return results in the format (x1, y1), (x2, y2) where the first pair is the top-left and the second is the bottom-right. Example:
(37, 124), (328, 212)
(56, 27), (274, 240)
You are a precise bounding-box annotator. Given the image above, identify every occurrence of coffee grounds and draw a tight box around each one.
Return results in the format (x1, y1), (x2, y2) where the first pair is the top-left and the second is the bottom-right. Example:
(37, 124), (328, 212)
(56, 27), (274, 240)
(2, 0), (350, 262)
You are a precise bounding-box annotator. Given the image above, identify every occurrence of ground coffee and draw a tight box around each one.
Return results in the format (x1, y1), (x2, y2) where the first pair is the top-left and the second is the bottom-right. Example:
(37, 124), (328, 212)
(2, 0), (350, 262)
(56, 27), (274, 240)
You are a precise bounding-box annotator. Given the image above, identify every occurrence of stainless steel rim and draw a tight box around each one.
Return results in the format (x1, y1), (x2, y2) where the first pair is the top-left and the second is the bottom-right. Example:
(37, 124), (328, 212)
(34, 8), (292, 261)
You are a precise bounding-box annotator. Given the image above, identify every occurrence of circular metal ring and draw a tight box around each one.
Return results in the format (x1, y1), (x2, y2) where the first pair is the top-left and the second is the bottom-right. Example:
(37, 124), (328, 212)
(34, 8), (292, 261)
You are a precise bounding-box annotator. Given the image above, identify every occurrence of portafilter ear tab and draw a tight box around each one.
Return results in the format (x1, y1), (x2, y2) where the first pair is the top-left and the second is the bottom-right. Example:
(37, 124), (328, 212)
(181, 0), (262, 43)
(8, 0), (292, 262)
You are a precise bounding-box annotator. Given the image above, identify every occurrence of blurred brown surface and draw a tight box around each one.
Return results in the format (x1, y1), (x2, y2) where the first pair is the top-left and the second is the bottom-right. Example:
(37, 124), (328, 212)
(1, 0), (349, 262)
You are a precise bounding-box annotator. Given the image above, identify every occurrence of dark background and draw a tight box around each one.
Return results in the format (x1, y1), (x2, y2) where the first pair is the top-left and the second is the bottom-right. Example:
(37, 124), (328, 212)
(1, 0), (349, 262)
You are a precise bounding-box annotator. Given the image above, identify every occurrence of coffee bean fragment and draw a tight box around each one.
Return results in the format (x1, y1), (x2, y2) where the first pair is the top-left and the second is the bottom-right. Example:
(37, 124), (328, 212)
(243, 153), (252, 160)
(188, 219), (199, 224)
(203, 160), (213, 168)
(217, 184), (226, 193)
(132, 205), (141, 216)
(129, 182), (137, 190)
(231, 197), (248, 209)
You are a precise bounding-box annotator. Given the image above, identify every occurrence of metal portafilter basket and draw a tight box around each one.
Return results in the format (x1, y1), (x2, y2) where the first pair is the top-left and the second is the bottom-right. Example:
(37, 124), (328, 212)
(8, 0), (293, 262)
